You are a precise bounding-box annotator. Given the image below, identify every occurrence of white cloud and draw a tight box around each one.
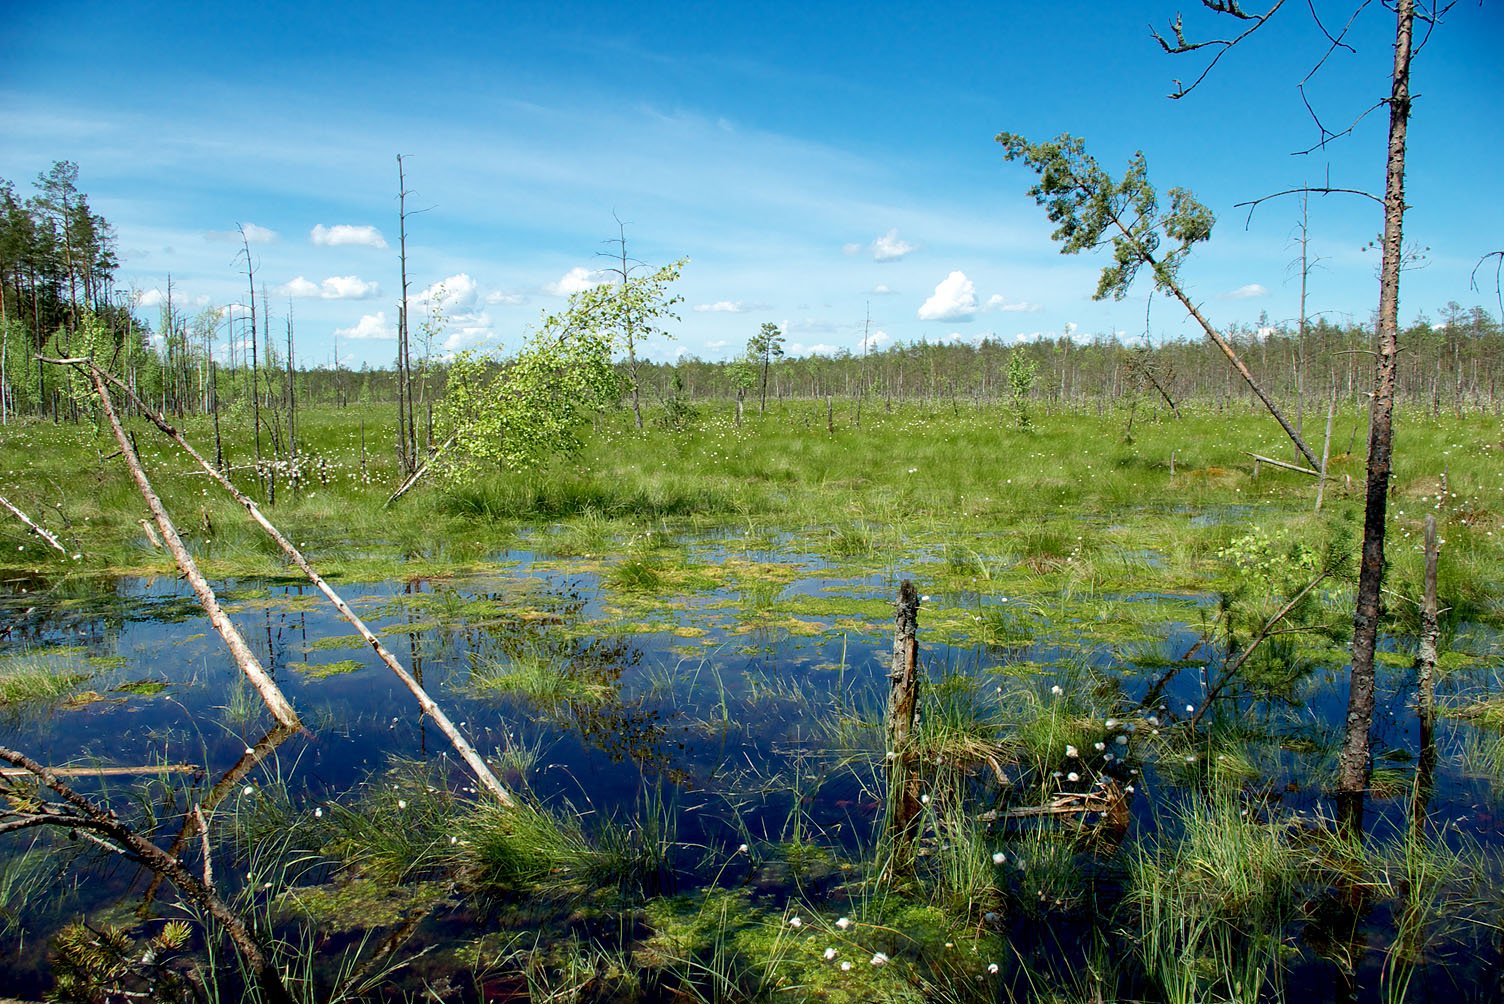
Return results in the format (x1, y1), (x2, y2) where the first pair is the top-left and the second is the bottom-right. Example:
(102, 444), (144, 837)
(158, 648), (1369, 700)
(418, 273), (478, 313)
(871, 283), (896, 295)
(871, 229), (916, 262)
(310, 224), (388, 248)
(206, 223), (277, 244)
(335, 311), (395, 341)
(544, 266), (601, 296)
(320, 275), (380, 299)
(859, 329), (891, 352)
(694, 300), (752, 313)
(788, 342), (840, 356)
(706, 339), (730, 351)
(1015, 322), (1094, 345)
(984, 293), (1041, 313)
(1255, 325), (1276, 340)
(277, 277), (322, 298)
(441, 325), (501, 353)
(917, 271), (977, 322)
(485, 290), (526, 306)
(842, 242), (862, 256)
(138, 288), (164, 308)
(1226, 283), (1267, 299)
(278, 275), (380, 300)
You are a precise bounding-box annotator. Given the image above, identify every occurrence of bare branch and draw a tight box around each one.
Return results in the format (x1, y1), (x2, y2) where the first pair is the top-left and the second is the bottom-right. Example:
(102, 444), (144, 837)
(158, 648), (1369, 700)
(1234, 186), (1384, 227)
(1150, 0), (1288, 98)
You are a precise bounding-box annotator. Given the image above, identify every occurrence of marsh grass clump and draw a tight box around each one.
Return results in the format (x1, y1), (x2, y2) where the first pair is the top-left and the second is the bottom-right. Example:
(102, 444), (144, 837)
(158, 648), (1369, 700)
(450, 798), (596, 895)
(0, 649), (95, 710)
(1129, 792), (1306, 1002)
(323, 760), (461, 885)
(467, 649), (613, 707)
(610, 555), (664, 592)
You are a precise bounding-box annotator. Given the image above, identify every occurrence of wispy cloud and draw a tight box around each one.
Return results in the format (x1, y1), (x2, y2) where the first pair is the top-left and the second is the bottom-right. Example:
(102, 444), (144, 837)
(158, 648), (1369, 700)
(310, 224), (387, 248)
(693, 300), (768, 313)
(206, 222), (277, 243)
(984, 293), (1041, 313)
(871, 228), (915, 262)
(278, 275), (380, 299)
(1225, 283), (1267, 299)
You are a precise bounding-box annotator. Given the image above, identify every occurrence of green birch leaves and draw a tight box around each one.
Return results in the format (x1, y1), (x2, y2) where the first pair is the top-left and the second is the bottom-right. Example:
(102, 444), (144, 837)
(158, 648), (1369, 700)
(436, 258), (686, 480)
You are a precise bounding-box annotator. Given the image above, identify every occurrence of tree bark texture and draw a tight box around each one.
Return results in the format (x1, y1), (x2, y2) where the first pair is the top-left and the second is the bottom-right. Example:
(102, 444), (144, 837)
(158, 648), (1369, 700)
(1337, 0), (1413, 807)
(80, 366), (513, 807)
(82, 364), (300, 730)
(884, 580), (922, 880)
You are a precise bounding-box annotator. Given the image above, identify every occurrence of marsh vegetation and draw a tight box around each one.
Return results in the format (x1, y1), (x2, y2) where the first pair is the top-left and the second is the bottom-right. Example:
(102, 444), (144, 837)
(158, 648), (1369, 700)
(3, 392), (1503, 1001)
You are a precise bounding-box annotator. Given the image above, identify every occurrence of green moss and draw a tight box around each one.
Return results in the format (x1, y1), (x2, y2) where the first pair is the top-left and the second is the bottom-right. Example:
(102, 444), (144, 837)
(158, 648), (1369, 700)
(113, 679), (169, 696)
(289, 659), (364, 679)
(279, 877), (451, 933)
(305, 633), (368, 652)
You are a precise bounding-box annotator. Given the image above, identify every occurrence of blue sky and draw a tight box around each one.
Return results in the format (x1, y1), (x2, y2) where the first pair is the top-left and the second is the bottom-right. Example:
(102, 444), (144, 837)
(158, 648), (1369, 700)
(4, 2), (1500, 369)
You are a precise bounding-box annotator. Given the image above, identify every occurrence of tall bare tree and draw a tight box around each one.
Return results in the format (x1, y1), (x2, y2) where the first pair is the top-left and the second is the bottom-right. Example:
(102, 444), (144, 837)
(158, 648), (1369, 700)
(395, 154), (418, 477)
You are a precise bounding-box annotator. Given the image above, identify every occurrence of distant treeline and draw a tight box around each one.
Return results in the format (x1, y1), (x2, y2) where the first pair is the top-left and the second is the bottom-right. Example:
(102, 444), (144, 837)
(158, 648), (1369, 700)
(5, 162), (1503, 424)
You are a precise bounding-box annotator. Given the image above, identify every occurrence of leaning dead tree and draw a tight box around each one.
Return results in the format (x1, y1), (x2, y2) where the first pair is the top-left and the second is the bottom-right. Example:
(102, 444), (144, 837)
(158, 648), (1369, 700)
(1145, 0), (1433, 821)
(67, 359), (300, 730)
(997, 133), (1320, 471)
(56, 357), (515, 808)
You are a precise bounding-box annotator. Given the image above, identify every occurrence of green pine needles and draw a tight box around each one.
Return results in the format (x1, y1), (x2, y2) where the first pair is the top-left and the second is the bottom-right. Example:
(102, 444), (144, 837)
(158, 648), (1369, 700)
(996, 132), (1215, 301)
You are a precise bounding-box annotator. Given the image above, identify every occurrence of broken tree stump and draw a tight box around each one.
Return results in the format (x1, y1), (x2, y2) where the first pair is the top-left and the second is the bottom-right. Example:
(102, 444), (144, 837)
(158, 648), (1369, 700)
(884, 580), (923, 882)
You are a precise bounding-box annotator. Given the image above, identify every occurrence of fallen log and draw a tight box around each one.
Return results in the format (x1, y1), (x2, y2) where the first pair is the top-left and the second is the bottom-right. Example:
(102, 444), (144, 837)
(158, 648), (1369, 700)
(57, 360), (514, 809)
(0, 494), (67, 555)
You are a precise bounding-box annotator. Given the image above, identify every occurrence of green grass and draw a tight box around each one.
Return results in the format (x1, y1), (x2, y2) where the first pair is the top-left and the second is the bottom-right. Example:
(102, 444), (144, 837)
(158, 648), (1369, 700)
(0, 650), (95, 709)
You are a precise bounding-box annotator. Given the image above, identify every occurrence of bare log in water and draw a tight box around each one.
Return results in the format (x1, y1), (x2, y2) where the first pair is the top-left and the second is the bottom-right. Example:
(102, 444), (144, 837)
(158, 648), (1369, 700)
(0, 746), (296, 1004)
(70, 362), (514, 808)
(72, 361), (300, 731)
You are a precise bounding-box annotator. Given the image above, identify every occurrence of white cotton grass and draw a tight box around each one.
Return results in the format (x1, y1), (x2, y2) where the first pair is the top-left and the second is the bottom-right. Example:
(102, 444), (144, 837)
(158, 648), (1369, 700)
(870, 952), (889, 966)
(836, 916), (851, 929)
(788, 916), (802, 928)
(992, 851), (1006, 865)
(823, 947), (837, 960)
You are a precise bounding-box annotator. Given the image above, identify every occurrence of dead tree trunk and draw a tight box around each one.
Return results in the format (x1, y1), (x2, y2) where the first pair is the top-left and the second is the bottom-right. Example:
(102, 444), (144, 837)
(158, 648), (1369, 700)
(0, 746), (296, 1004)
(884, 580), (922, 882)
(75, 364), (511, 807)
(1338, 0), (1414, 823)
(0, 494), (67, 554)
(75, 362), (300, 729)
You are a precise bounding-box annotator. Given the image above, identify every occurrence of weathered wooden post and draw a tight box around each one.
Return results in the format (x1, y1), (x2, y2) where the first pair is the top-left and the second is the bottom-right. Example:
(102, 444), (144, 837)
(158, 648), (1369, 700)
(884, 580), (923, 881)
(1315, 391), (1336, 511)
(1417, 515), (1440, 721)
(1413, 513), (1440, 830)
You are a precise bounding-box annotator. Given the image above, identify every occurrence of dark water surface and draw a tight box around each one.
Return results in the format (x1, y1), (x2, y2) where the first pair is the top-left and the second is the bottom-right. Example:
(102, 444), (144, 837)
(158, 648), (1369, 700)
(2, 543), (1501, 1001)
